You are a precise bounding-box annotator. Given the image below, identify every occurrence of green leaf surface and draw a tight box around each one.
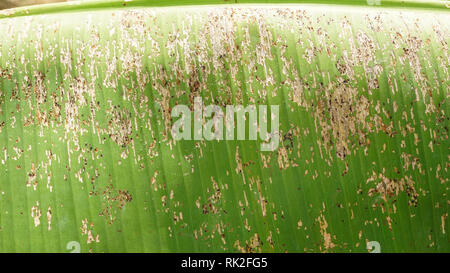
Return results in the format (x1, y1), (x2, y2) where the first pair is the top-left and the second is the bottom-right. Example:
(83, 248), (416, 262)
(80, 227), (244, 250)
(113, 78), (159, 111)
(0, 1), (448, 252)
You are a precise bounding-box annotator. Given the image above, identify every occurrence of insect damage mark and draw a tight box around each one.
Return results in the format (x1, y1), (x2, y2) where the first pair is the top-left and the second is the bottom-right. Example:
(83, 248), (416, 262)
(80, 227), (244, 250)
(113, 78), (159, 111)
(81, 218), (100, 244)
(95, 183), (133, 225)
(367, 170), (419, 208)
(314, 81), (370, 160)
(316, 207), (336, 252)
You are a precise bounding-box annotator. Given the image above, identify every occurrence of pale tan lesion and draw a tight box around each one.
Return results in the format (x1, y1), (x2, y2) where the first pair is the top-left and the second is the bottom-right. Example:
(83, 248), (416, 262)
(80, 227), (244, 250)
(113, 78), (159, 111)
(107, 107), (133, 148)
(81, 218), (100, 244)
(314, 81), (370, 160)
(316, 210), (336, 252)
(367, 170), (419, 207)
(95, 183), (133, 225)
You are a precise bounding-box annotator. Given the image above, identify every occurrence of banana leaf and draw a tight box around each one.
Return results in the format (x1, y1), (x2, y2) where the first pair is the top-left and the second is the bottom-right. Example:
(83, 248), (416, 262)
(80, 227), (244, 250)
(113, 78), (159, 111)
(0, 0), (448, 252)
